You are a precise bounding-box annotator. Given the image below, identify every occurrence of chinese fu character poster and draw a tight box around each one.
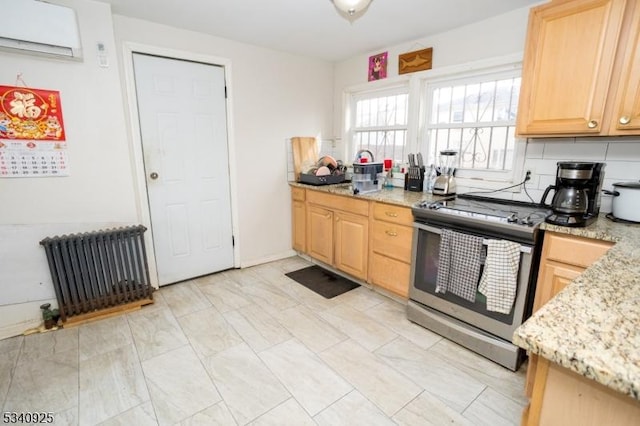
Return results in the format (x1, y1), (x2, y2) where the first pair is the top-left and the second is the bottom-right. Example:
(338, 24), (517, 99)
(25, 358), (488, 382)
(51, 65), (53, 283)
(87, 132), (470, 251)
(0, 85), (66, 141)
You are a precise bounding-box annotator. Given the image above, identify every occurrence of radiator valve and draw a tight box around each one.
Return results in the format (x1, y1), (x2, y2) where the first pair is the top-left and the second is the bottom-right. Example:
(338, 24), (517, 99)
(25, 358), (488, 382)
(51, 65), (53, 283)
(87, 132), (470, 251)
(39, 303), (58, 330)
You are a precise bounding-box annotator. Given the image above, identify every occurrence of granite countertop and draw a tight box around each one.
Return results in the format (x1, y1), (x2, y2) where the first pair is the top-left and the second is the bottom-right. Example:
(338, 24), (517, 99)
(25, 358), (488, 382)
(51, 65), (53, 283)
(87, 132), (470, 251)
(513, 216), (640, 400)
(289, 181), (446, 208)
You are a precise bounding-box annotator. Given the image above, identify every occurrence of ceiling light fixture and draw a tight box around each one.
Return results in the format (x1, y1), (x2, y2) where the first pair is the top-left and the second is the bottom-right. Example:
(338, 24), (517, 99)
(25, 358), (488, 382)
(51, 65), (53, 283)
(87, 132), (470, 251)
(330, 0), (373, 21)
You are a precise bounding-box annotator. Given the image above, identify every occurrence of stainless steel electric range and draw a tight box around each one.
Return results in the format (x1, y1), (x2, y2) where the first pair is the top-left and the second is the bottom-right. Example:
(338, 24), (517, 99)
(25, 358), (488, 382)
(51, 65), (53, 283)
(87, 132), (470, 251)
(407, 194), (550, 371)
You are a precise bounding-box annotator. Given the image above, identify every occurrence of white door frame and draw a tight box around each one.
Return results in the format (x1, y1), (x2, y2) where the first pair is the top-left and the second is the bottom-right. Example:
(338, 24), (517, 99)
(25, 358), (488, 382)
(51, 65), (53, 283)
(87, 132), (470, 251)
(121, 42), (241, 288)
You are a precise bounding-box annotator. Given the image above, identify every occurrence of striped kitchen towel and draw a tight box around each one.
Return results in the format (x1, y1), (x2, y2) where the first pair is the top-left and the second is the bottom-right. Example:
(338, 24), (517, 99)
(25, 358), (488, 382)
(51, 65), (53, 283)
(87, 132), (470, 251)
(435, 229), (484, 302)
(479, 239), (521, 314)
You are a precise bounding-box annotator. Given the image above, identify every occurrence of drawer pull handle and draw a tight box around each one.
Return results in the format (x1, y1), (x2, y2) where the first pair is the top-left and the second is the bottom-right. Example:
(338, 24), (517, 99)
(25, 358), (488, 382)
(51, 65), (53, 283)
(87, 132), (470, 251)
(587, 120), (598, 129)
(619, 116), (631, 125)
(385, 212), (398, 217)
(385, 230), (398, 237)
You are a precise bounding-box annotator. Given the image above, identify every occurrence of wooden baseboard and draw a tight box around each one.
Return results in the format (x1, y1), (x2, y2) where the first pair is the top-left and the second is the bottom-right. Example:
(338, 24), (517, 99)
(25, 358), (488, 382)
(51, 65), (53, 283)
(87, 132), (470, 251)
(62, 298), (154, 327)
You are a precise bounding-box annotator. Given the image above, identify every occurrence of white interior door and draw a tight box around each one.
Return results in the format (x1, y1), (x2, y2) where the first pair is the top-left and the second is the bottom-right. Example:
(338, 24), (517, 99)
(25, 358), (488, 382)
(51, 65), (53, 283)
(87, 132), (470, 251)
(133, 53), (234, 286)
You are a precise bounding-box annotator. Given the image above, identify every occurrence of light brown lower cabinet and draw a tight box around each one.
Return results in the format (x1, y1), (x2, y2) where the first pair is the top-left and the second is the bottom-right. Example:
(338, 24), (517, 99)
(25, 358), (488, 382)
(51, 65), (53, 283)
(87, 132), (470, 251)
(306, 204), (333, 265)
(526, 357), (640, 426)
(368, 202), (413, 297)
(304, 190), (369, 281)
(523, 231), (617, 425)
(291, 187), (413, 296)
(334, 210), (369, 280)
(291, 187), (306, 252)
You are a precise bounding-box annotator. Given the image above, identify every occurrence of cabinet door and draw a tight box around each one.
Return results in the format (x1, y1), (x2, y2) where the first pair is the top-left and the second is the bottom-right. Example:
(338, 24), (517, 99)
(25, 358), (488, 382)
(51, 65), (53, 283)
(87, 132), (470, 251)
(533, 260), (583, 313)
(292, 200), (306, 252)
(307, 205), (333, 265)
(517, 0), (627, 136)
(369, 252), (410, 297)
(371, 220), (413, 263)
(611, 4), (640, 133)
(334, 211), (368, 280)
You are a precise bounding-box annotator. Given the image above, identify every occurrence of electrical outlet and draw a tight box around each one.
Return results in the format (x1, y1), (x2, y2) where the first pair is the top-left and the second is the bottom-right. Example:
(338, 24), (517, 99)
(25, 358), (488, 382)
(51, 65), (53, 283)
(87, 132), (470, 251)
(525, 170), (532, 181)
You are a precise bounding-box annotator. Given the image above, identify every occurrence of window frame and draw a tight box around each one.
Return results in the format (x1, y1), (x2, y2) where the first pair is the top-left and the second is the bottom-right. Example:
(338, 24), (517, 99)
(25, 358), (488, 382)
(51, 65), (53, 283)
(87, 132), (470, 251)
(341, 53), (526, 191)
(344, 81), (413, 165)
(418, 59), (526, 190)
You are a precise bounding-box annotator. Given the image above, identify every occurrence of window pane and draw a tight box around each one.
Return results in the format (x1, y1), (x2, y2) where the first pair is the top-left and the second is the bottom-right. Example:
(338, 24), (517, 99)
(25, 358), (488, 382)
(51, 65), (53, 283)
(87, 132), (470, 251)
(354, 130), (408, 163)
(425, 73), (520, 172)
(353, 91), (409, 163)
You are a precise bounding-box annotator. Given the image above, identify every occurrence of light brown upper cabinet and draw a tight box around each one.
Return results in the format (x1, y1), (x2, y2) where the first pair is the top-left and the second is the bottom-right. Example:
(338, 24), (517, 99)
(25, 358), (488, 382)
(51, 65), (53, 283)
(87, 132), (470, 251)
(610, 3), (640, 133)
(517, 0), (640, 137)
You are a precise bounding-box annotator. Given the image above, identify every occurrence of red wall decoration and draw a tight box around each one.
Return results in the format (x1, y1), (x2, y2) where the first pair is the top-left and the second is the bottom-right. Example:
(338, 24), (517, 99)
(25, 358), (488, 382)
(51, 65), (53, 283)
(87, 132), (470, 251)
(0, 85), (66, 141)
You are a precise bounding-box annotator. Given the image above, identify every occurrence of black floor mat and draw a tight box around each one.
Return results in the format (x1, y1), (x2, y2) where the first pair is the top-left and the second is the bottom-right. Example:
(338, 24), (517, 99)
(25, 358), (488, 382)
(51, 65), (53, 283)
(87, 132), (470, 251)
(285, 265), (360, 299)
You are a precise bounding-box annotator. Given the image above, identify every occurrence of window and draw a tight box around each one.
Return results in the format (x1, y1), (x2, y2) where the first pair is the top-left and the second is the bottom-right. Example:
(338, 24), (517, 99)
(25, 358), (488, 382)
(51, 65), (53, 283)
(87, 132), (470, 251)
(349, 87), (409, 163)
(423, 70), (521, 176)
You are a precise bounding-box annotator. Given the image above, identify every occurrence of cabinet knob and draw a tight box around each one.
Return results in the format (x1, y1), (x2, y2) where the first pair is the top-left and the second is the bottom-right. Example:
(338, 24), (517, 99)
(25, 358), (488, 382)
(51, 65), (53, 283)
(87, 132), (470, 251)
(327, 214), (332, 219)
(619, 116), (631, 125)
(385, 230), (398, 237)
(385, 211), (398, 217)
(587, 120), (598, 129)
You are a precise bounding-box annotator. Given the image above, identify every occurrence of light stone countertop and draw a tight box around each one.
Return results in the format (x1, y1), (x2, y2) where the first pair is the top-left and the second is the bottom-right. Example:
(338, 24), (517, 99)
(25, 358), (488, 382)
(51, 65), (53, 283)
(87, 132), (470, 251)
(289, 181), (446, 208)
(513, 217), (640, 400)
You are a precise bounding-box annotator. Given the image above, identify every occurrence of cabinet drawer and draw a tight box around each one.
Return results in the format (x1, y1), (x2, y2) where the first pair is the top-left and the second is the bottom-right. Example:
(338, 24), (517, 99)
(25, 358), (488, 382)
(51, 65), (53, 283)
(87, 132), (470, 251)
(369, 252), (410, 298)
(544, 232), (613, 269)
(291, 187), (305, 201)
(371, 221), (413, 263)
(372, 202), (413, 226)
(307, 190), (368, 216)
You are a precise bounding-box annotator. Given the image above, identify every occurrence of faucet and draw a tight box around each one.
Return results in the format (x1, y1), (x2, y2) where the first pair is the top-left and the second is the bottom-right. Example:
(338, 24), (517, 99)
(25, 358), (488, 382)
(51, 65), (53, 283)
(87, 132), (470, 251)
(355, 149), (374, 163)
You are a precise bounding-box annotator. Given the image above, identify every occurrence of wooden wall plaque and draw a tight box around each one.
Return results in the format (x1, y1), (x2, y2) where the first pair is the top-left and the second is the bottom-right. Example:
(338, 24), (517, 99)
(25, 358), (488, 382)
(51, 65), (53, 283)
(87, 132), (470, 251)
(398, 47), (433, 75)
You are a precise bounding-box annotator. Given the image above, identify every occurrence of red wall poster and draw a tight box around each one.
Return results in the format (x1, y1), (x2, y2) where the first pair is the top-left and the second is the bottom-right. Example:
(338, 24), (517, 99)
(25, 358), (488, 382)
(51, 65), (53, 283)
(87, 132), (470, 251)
(0, 85), (66, 140)
(0, 85), (69, 177)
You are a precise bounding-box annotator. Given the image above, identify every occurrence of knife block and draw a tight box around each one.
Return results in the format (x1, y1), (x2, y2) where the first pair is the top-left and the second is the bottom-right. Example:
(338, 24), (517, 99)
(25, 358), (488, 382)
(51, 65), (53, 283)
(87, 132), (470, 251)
(405, 166), (425, 192)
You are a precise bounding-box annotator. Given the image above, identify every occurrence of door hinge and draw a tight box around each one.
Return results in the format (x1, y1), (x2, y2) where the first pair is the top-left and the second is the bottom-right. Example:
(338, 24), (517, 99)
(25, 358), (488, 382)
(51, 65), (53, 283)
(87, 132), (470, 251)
(232, 235), (235, 246)
(224, 86), (228, 98)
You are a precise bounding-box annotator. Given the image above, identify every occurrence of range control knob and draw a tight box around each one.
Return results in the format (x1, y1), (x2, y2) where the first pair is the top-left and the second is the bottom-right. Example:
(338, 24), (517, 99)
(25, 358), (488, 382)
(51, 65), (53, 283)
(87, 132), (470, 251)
(519, 216), (533, 226)
(507, 213), (518, 223)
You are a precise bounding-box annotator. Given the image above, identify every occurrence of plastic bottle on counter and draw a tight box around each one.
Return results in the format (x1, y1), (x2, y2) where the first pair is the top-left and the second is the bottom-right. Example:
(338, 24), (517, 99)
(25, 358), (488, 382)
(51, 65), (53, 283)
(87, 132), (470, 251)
(425, 164), (437, 193)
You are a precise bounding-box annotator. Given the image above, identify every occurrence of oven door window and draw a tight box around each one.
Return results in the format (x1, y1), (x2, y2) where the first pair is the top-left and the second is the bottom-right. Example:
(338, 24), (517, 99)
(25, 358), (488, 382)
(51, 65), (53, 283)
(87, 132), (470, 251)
(412, 225), (529, 325)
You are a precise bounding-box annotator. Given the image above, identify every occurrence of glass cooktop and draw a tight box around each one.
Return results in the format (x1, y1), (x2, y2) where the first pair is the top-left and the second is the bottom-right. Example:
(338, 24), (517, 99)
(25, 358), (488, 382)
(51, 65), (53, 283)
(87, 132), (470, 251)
(413, 194), (552, 241)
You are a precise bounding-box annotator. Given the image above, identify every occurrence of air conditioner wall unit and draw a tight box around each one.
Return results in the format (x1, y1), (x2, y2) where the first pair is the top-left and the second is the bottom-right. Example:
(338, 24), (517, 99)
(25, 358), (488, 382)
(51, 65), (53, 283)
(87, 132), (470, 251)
(0, 0), (83, 60)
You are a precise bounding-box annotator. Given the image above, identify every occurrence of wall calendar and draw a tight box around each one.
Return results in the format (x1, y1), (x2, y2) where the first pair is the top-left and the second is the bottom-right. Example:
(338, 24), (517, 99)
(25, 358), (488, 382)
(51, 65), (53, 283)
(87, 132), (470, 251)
(0, 141), (68, 177)
(0, 83), (69, 177)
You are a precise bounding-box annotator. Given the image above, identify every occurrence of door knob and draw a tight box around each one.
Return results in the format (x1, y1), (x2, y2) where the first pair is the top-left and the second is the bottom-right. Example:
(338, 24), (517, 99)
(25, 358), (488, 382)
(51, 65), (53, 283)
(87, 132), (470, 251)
(587, 120), (598, 129)
(619, 116), (631, 125)
(149, 172), (159, 180)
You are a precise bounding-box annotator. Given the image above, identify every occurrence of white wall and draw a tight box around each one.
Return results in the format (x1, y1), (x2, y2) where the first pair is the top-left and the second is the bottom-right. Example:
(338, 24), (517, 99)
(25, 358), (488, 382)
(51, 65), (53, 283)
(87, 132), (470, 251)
(0, 1), (333, 338)
(332, 3), (640, 209)
(0, 0), (137, 338)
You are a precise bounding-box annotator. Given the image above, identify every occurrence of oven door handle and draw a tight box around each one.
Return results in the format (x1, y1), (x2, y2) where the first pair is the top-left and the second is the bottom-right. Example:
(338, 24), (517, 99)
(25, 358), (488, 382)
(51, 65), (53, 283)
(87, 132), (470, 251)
(413, 222), (533, 254)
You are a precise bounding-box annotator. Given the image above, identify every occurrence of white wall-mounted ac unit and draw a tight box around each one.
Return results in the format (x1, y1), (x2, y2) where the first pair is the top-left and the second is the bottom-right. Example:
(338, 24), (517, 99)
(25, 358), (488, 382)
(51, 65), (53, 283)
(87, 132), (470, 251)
(0, 0), (83, 60)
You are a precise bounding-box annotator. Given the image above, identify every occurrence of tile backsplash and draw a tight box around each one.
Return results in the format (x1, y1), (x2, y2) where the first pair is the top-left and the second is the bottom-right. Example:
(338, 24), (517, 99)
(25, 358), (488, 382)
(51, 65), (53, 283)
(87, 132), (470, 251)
(288, 135), (640, 215)
(514, 137), (640, 213)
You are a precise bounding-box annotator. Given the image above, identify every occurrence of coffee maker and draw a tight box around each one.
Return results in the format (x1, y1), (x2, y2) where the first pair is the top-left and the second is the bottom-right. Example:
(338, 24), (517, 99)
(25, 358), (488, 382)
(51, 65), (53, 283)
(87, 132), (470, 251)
(541, 162), (605, 227)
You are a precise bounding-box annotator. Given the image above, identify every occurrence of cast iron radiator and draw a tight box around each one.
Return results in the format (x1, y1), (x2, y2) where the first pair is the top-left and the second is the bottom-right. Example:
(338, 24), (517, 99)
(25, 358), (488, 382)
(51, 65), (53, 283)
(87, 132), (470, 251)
(39, 225), (153, 322)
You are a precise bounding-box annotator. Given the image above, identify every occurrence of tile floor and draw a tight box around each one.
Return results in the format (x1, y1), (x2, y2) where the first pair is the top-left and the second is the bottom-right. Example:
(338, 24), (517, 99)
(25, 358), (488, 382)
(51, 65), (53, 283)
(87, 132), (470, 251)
(0, 256), (527, 425)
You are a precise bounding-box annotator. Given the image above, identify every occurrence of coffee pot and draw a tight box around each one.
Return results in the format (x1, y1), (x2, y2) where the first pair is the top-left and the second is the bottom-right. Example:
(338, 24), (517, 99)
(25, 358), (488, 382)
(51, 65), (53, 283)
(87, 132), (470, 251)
(541, 162), (605, 227)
